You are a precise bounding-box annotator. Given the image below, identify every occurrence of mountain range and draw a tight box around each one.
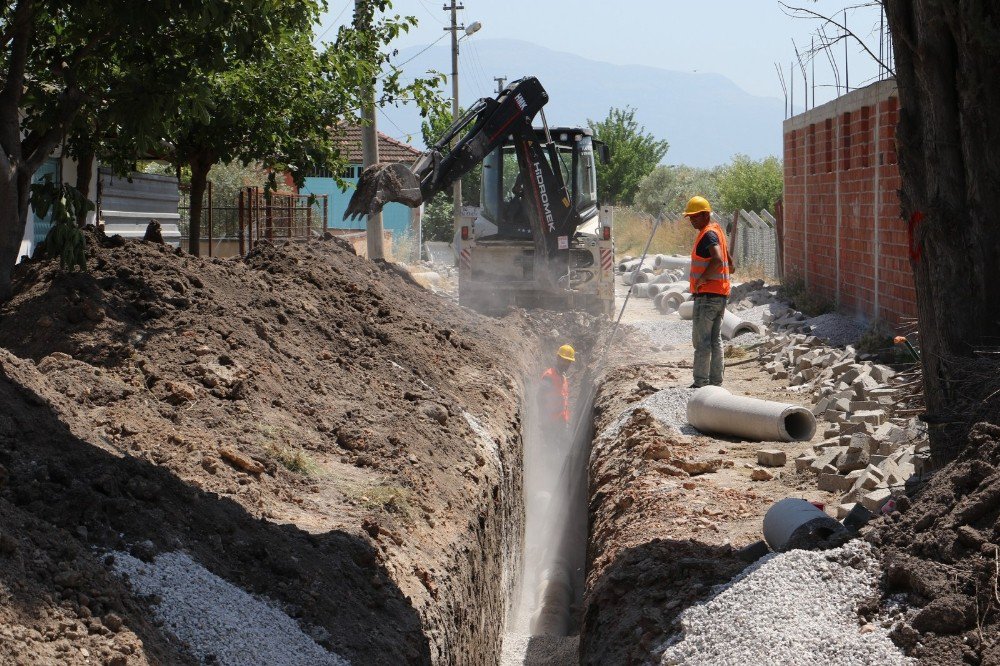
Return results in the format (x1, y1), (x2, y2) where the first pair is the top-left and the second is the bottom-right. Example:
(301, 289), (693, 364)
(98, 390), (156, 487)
(379, 38), (785, 168)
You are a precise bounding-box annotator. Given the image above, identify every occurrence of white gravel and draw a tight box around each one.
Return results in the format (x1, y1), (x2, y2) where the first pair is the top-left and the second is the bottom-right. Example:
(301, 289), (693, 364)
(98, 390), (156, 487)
(657, 540), (912, 666)
(111, 550), (349, 666)
(802, 313), (867, 347)
(500, 633), (579, 665)
(601, 387), (699, 438)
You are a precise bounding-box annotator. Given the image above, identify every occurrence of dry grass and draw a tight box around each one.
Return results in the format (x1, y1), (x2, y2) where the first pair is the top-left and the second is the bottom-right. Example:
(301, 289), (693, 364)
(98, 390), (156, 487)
(614, 207), (697, 260)
(344, 481), (415, 519)
(255, 423), (320, 475)
(778, 274), (835, 317)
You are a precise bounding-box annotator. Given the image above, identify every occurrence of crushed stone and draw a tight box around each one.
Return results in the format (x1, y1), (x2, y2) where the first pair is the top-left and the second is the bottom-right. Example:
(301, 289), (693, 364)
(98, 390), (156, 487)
(500, 633), (579, 666)
(657, 540), (913, 666)
(111, 550), (348, 666)
(801, 313), (867, 347)
(601, 387), (699, 438)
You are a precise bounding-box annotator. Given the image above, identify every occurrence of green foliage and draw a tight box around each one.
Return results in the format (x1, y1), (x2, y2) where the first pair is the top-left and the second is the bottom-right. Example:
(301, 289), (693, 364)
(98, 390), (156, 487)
(716, 154), (784, 214)
(587, 107), (669, 206)
(417, 105), (481, 242)
(421, 195), (454, 242)
(635, 165), (722, 218)
(779, 275), (835, 317)
(30, 177), (92, 272)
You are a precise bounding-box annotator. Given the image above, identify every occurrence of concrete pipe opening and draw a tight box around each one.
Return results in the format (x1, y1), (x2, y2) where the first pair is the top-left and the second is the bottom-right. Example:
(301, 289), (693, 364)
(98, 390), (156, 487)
(686, 386), (817, 442)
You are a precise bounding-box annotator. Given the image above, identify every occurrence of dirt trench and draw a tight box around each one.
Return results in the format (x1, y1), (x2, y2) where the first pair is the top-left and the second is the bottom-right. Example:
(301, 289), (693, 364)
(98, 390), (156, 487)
(0, 232), (617, 665)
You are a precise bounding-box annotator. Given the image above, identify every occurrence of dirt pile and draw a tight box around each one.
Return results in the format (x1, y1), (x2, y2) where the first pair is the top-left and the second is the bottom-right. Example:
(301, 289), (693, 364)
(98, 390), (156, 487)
(0, 232), (566, 664)
(871, 421), (1000, 665)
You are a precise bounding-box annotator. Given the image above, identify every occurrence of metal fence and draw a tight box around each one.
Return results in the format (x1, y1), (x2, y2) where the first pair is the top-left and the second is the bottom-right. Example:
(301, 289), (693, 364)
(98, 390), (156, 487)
(179, 184), (327, 257)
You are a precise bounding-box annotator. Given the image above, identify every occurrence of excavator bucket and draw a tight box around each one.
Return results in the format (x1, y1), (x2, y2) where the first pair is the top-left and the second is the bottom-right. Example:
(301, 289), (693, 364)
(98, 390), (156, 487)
(343, 163), (423, 221)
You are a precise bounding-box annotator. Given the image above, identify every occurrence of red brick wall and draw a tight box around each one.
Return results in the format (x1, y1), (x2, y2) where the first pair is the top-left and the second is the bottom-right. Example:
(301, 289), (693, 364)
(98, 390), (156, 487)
(782, 79), (916, 327)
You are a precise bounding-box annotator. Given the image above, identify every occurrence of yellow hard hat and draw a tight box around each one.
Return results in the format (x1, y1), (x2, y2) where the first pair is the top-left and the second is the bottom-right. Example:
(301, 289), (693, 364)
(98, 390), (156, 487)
(558, 344), (576, 362)
(683, 196), (712, 216)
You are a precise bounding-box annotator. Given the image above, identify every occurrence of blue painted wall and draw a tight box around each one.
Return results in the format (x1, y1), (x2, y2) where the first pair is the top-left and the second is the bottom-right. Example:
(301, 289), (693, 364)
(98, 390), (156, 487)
(301, 170), (413, 241)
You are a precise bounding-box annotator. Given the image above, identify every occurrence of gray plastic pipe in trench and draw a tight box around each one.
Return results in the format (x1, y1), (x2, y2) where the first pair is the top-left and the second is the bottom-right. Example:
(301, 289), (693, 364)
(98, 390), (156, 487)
(687, 386), (817, 442)
(763, 498), (848, 552)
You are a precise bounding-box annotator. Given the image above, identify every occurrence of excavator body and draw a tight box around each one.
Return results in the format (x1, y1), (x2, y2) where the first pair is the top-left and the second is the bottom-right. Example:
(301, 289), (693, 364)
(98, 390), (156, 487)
(344, 77), (615, 317)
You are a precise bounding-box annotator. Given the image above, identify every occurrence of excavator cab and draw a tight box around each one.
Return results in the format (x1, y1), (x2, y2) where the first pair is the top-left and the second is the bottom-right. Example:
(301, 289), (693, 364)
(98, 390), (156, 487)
(478, 129), (603, 241)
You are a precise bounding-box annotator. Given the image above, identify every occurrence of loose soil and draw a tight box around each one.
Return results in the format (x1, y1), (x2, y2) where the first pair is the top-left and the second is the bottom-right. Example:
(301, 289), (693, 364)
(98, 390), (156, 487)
(0, 232), (597, 664)
(871, 421), (1000, 665)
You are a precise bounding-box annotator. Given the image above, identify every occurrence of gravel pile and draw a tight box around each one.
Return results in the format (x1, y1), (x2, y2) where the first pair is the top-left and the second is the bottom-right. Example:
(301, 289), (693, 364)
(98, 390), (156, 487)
(500, 633), (580, 665)
(657, 541), (912, 666)
(802, 313), (867, 347)
(112, 550), (348, 666)
(601, 387), (699, 439)
(626, 317), (693, 350)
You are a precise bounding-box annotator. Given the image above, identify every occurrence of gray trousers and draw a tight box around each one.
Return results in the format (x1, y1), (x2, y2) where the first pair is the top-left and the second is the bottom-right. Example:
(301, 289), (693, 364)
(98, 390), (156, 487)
(692, 295), (727, 387)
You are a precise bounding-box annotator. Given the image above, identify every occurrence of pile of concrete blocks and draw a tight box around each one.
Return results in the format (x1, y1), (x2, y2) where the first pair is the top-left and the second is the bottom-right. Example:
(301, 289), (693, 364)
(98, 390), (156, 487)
(760, 331), (929, 517)
(796, 421), (928, 518)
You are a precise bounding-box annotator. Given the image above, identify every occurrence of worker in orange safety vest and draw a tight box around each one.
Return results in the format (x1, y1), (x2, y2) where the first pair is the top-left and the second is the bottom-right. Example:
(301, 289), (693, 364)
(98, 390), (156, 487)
(538, 344), (575, 438)
(684, 196), (733, 388)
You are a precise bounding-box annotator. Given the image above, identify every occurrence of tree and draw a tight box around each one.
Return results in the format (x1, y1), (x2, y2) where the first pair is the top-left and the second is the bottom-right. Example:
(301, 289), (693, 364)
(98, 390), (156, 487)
(884, 2), (1000, 460)
(418, 105), (481, 242)
(162, 0), (443, 255)
(635, 164), (721, 218)
(0, 0), (289, 297)
(587, 107), (669, 206)
(715, 154), (784, 214)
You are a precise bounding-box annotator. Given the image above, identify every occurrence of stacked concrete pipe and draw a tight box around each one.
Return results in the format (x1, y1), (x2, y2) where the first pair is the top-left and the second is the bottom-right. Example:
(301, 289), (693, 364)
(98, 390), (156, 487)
(653, 254), (691, 271)
(660, 290), (691, 314)
(630, 283), (654, 298)
(687, 386), (817, 442)
(678, 299), (695, 320)
(622, 270), (650, 286)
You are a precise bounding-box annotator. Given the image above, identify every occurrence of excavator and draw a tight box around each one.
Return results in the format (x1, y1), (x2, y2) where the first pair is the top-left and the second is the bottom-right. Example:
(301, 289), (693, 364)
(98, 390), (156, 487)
(344, 77), (616, 316)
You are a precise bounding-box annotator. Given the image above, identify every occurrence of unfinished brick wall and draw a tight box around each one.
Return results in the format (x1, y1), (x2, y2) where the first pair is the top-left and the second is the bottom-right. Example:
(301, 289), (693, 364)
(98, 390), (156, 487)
(782, 79), (916, 327)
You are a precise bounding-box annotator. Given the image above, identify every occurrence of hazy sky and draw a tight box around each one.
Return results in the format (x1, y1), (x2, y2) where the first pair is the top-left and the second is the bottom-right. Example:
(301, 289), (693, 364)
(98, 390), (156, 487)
(316, 0), (891, 111)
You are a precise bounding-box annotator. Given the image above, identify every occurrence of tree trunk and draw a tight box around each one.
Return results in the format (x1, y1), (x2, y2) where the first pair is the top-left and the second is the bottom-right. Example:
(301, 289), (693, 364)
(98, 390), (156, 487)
(885, 1), (1000, 461)
(0, 162), (33, 300)
(187, 154), (211, 257)
(75, 150), (94, 227)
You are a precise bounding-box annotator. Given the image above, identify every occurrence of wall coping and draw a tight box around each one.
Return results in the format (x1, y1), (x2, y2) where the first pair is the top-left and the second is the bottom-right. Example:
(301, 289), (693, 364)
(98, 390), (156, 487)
(783, 78), (897, 132)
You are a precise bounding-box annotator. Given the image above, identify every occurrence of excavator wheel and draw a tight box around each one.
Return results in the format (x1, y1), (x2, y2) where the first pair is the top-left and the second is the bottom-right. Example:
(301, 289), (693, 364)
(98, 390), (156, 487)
(343, 163), (423, 221)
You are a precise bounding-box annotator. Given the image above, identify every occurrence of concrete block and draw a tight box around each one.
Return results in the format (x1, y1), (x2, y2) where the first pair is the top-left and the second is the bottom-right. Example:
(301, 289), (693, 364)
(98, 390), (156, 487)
(831, 398), (852, 412)
(840, 422), (875, 437)
(757, 449), (787, 467)
(824, 409), (847, 424)
(823, 427), (841, 439)
(795, 455), (816, 472)
(849, 400), (879, 412)
(812, 397), (832, 416)
(819, 472), (853, 493)
(870, 364), (895, 383)
(773, 370), (788, 380)
(811, 449), (844, 474)
(822, 463), (839, 475)
(861, 488), (893, 513)
(829, 359), (854, 376)
(836, 502), (856, 520)
(870, 454), (887, 467)
(836, 443), (870, 473)
(853, 375), (882, 398)
(850, 410), (886, 426)
(839, 365), (867, 385)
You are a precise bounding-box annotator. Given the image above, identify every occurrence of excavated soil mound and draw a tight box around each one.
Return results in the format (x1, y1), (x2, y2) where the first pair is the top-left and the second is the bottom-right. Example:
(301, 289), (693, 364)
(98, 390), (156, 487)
(0, 233), (581, 664)
(871, 421), (1000, 665)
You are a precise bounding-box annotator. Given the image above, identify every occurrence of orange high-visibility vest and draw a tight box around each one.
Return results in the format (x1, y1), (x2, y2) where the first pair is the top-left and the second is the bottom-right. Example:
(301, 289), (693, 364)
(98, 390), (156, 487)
(540, 367), (569, 423)
(689, 221), (733, 297)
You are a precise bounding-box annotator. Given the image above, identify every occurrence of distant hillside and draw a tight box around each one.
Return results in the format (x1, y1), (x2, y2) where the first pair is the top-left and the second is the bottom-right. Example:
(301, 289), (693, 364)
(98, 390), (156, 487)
(380, 38), (784, 168)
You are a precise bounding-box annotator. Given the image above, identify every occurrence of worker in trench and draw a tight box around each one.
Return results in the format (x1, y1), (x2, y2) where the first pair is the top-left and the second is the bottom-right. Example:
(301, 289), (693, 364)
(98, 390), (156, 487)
(537, 344), (575, 447)
(683, 196), (733, 388)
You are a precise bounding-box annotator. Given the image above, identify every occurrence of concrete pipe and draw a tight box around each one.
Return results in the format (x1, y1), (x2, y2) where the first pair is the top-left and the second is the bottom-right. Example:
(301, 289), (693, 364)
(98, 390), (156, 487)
(653, 291), (667, 311)
(529, 559), (574, 635)
(653, 254), (691, 271)
(678, 299), (695, 320)
(627, 270), (649, 285)
(763, 498), (848, 552)
(651, 273), (676, 285)
(409, 271), (441, 286)
(721, 310), (763, 340)
(630, 283), (653, 298)
(618, 259), (640, 273)
(686, 386), (817, 442)
(663, 291), (691, 314)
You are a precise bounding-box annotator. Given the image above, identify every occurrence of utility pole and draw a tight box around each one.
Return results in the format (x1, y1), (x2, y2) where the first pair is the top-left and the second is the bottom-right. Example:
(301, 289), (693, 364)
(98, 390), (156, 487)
(494, 76), (507, 95)
(445, 0), (463, 239)
(356, 0), (384, 260)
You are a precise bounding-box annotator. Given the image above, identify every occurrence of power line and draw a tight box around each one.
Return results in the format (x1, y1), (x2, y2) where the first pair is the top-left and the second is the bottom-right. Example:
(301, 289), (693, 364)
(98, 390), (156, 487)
(314, 1), (351, 43)
(394, 33), (448, 68)
(376, 107), (418, 142)
(415, 0), (445, 24)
